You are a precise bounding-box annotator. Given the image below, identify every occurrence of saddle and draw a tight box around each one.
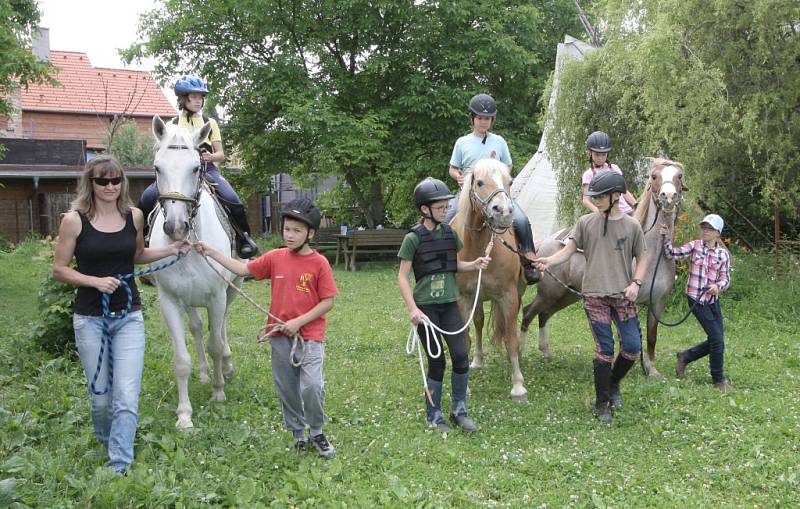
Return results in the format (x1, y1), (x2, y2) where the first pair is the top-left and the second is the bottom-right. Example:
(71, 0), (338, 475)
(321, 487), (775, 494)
(146, 181), (236, 250)
(554, 226), (584, 253)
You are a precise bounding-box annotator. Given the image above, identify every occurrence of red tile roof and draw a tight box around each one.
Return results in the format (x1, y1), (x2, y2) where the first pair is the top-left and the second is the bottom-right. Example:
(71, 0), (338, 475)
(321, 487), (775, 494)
(20, 51), (176, 118)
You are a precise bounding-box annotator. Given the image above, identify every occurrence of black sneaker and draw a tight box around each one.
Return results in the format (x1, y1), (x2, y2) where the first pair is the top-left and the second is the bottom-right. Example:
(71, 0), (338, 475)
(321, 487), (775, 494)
(309, 433), (335, 459)
(293, 439), (307, 452)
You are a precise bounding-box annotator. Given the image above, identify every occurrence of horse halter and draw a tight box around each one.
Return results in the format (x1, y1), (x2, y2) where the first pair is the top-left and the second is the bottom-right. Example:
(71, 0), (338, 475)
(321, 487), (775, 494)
(469, 176), (512, 233)
(156, 144), (206, 220)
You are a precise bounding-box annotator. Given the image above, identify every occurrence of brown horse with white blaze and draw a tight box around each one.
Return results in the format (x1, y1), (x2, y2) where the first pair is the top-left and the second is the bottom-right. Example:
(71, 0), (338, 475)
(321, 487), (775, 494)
(451, 159), (528, 400)
(520, 158), (688, 377)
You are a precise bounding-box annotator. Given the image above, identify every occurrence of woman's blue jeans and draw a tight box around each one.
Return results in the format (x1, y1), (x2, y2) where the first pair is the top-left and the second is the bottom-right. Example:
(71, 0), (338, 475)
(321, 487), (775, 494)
(73, 311), (145, 473)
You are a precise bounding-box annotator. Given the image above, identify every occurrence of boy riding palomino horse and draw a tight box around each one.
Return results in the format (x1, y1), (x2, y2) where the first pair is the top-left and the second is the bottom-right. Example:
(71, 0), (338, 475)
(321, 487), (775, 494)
(446, 93), (540, 284)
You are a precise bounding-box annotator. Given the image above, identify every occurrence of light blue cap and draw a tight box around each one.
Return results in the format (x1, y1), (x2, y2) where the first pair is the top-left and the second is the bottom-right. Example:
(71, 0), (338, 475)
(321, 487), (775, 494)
(699, 214), (724, 232)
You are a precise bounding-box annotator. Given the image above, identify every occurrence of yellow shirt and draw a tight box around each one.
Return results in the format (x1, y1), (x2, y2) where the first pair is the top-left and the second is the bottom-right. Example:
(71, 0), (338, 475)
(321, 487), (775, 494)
(172, 113), (222, 147)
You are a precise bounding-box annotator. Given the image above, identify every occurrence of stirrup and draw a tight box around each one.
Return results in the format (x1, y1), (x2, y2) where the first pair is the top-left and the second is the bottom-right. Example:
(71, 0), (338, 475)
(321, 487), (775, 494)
(237, 232), (258, 259)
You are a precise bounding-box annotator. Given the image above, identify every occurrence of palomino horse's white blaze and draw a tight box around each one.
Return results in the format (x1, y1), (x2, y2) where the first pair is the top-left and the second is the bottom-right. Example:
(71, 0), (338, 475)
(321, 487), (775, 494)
(452, 159), (527, 400)
(149, 115), (241, 429)
(521, 158), (687, 378)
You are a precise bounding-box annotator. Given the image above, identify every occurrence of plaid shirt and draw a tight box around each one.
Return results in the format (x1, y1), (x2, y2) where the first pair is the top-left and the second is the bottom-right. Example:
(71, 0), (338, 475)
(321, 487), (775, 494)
(663, 239), (731, 304)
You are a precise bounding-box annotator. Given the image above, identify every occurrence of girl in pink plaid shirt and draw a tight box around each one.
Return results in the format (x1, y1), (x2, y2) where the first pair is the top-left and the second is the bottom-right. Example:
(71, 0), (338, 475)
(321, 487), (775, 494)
(660, 214), (732, 391)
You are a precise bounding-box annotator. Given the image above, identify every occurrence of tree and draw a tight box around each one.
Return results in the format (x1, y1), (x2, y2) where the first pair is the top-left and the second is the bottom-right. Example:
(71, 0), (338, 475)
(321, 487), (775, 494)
(0, 0), (56, 155)
(104, 120), (154, 167)
(547, 0), (800, 235)
(125, 0), (583, 227)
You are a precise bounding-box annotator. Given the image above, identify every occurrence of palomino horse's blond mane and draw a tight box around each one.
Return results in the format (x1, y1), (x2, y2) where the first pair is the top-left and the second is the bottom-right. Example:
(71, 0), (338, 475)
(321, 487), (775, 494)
(633, 158), (686, 227)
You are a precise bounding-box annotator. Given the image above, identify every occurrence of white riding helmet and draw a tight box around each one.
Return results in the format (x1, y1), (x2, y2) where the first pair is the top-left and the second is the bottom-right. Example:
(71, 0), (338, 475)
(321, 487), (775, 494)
(699, 214), (724, 233)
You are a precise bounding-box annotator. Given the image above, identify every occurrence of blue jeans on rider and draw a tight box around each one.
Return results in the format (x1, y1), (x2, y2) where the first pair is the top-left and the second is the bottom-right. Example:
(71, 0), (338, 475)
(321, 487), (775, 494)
(138, 164), (243, 221)
(445, 192), (536, 254)
(73, 311), (145, 473)
(583, 297), (642, 363)
(685, 297), (725, 383)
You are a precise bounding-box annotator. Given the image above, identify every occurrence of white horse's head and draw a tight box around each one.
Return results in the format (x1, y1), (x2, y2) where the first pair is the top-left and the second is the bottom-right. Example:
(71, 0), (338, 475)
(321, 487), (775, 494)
(460, 158), (514, 229)
(648, 158), (688, 213)
(152, 115), (212, 241)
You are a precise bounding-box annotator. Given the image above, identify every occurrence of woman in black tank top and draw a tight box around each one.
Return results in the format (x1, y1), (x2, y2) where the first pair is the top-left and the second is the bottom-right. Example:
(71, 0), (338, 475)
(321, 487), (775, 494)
(52, 156), (188, 474)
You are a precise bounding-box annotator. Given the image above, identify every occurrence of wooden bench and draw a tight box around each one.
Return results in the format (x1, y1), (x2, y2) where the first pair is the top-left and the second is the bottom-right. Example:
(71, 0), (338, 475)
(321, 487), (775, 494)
(310, 227), (340, 259)
(340, 228), (407, 271)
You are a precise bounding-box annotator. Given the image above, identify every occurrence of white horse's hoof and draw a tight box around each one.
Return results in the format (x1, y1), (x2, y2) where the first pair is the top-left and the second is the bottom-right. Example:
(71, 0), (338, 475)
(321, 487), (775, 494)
(470, 360), (484, 369)
(176, 417), (194, 429)
(539, 349), (551, 360)
(210, 390), (226, 403)
(223, 366), (235, 382)
(511, 392), (528, 402)
(198, 370), (211, 384)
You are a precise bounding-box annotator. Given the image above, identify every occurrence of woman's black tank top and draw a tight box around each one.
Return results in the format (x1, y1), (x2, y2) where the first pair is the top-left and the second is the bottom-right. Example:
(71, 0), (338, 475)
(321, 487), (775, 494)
(73, 210), (141, 316)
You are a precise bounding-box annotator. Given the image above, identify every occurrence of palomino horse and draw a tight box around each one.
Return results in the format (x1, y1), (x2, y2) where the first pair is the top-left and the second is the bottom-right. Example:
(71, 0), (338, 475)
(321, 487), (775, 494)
(520, 158), (688, 377)
(149, 116), (241, 428)
(451, 159), (528, 400)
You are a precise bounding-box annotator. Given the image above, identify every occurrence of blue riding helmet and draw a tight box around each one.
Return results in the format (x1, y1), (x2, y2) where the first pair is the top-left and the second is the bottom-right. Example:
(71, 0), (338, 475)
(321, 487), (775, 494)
(174, 75), (208, 96)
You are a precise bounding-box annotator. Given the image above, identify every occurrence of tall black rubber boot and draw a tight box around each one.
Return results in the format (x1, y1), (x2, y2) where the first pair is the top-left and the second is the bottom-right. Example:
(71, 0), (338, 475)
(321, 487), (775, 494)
(228, 204), (258, 259)
(609, 356), (636, 409)
(593, 359), (613, 424)
(511, 205), (540, 285)
(449, 372), (477, 433)
(425, 378), (451, 433)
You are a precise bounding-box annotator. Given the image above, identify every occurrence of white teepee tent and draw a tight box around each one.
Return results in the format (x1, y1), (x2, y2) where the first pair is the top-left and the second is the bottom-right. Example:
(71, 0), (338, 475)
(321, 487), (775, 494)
(511, 35), (595, 240)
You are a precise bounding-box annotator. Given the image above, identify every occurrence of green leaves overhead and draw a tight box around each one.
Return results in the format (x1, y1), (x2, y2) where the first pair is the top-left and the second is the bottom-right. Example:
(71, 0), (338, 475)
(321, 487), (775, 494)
(126, 0), (584, 226)
(549, 0), (799, 232)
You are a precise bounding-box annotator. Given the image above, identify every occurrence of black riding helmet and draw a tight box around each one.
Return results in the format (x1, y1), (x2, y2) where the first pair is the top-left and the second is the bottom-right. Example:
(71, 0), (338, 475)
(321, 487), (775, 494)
(586, 131), (612, 153)
(468, 94), (497, 117)
(280, 198), (322, 231)
(413, 178), (454, 210)
(584, 170), (626, 197)
(585, 171), (626, 236)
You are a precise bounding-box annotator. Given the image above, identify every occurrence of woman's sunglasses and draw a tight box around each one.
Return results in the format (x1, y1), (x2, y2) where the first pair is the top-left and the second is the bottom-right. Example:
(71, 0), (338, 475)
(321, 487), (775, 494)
(91, 176), (122, 186)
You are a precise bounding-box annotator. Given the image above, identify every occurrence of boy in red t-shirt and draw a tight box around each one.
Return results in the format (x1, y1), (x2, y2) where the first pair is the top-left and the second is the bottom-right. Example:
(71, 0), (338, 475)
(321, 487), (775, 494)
(194, 198), (339, 458)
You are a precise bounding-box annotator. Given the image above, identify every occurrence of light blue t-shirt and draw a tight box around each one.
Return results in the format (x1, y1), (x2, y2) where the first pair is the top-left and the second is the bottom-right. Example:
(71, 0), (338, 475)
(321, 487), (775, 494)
(449, 132), (512, 174)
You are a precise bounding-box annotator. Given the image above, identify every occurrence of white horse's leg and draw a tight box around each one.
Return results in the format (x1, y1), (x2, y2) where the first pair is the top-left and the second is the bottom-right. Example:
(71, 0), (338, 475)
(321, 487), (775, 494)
(186, 307), (210, 384)
(206, 296), (228, 403)
(221, 282), (239, 382)
(220, 314), (235, 382)
(160, 293), (194, 429)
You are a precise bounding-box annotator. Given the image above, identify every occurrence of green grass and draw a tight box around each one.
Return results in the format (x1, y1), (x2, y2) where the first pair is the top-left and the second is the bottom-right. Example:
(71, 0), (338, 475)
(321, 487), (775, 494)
(1, 241), (798, 508)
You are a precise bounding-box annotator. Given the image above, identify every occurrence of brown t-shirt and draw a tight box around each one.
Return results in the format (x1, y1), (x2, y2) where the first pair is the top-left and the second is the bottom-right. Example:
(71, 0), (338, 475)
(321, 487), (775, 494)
(570, 212), (646, 297)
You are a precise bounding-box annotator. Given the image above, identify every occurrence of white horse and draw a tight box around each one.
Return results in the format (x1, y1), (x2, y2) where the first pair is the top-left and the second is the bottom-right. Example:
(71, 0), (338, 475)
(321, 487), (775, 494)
(149, 115), (240, 429)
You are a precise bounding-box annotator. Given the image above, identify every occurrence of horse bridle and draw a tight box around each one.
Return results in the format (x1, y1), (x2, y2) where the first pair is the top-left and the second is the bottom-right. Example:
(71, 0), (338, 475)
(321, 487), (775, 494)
(156, 144), (206, 221)
(469, 177), (512, 234)
(642, 173), (685, 234)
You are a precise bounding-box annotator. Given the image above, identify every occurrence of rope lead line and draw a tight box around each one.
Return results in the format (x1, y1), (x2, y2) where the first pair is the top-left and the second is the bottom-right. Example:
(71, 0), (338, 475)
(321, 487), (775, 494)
(405, 234), (494, 406)
(198, 252), (306, 368)
(91, 252), (185, 395)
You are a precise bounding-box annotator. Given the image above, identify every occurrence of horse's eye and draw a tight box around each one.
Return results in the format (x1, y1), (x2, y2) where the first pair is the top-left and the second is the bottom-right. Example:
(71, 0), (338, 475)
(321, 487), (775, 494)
(153, 165), (161, 174)
(476, 179), (485, 187)
(651, 174), (657, 180)
(193, 165), (201, 173)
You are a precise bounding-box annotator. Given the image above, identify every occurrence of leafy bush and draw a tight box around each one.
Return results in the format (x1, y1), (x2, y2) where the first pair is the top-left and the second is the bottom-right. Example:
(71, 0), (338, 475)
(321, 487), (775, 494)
(28, 255), (76, 355)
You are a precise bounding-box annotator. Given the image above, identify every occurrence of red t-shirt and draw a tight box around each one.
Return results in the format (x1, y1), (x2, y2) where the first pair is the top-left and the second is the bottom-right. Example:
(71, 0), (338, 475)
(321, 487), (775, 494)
(247, 248), (339, 341)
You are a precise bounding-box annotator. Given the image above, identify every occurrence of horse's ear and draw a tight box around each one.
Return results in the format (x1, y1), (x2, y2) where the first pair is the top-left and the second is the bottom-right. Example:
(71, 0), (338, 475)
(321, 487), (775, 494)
(193, 121), (213, 150)
(153, 115), (167, 141)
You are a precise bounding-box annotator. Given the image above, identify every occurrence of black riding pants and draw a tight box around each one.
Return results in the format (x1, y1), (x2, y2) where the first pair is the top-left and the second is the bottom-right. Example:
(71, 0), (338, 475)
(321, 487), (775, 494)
(416, 301), (469, 382)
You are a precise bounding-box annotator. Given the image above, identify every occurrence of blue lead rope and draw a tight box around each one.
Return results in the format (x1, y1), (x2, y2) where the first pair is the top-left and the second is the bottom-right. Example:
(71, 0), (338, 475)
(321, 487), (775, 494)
(90, 252), (184, 395)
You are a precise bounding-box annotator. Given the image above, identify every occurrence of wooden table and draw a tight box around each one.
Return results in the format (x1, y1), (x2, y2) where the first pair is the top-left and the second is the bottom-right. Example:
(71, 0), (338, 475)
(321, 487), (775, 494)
(333, 229), (407, 271)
